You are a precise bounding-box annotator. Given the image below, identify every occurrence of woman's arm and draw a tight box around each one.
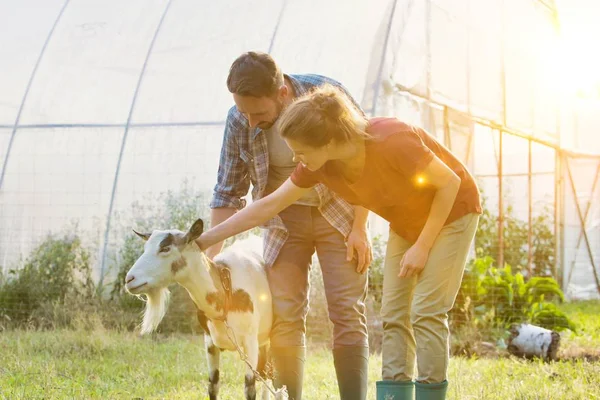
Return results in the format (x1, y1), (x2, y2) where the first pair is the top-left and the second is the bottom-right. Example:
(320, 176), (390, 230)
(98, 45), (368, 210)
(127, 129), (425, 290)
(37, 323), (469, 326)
(414, 156), (461, 249)
(196, 178), (310, 250)
(398, 155), (461, 277)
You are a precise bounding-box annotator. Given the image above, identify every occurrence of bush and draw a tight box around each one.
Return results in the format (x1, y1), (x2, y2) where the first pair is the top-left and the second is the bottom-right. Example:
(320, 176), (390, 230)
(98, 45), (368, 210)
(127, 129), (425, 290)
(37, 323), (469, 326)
(0, 232), (93, 326)
(452, 256), (576, 334)
(475, 194), (555, 277)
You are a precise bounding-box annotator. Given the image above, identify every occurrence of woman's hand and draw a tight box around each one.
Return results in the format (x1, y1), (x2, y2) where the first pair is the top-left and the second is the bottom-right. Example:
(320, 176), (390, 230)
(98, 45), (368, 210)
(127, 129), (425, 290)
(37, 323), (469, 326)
(194, 178), (309, 254)
(398, 242), (430, 278)
(346, 227), (372, 274)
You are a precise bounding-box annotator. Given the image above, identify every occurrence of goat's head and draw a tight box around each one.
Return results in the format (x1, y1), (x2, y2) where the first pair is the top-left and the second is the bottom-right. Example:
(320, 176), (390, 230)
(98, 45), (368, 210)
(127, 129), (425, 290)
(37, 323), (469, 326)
(125, 218), (205, 334)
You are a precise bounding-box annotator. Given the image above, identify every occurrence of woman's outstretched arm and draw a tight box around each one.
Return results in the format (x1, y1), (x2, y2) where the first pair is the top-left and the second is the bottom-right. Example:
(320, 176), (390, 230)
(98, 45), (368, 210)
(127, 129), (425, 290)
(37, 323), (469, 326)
(196, 178), (310, 250)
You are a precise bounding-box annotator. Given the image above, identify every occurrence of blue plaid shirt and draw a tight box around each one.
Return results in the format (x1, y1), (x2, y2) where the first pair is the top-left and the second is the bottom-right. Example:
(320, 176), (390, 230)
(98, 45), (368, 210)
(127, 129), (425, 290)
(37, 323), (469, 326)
(210, 74), (361, 267)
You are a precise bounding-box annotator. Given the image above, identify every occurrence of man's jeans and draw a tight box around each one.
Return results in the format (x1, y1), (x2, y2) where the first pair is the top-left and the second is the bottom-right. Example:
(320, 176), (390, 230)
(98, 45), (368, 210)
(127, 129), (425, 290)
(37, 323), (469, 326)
(267, 204), (369, 348)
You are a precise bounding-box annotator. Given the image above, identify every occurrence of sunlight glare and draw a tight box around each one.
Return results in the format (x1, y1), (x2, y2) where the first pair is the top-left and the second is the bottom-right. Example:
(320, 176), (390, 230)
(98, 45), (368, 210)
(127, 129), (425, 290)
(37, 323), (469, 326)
(552, 0), (600, 98)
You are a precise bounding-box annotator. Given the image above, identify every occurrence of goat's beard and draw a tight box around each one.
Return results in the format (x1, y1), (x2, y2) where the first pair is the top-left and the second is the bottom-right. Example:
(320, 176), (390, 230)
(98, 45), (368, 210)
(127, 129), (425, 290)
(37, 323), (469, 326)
(140, 287), (171, 334)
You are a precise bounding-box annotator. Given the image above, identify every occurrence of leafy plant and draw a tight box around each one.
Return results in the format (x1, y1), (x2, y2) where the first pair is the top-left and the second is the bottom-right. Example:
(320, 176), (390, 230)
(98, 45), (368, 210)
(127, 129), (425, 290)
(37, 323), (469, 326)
(367, 235), (386, 308)
(452, 256), (575, 333)
(0, 232), (93, 324)
(474, 193), (555, 278)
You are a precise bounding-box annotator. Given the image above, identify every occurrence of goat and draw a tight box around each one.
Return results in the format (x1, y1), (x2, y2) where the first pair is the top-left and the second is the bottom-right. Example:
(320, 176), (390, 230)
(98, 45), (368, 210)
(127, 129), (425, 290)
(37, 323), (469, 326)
(125, 218), (281, 400)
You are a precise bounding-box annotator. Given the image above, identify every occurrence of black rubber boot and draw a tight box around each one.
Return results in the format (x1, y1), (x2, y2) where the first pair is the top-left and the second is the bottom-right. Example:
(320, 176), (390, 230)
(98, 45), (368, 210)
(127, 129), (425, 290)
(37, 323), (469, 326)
(333, 346), (369, 400)
(270, 346), (306, 400)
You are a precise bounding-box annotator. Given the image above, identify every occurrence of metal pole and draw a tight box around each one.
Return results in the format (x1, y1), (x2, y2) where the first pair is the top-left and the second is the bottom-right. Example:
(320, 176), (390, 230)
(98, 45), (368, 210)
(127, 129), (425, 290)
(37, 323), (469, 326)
(0, 0), (71, 191)
(554, 150), (562, 286)
(498, 129), (504, 268)
(566, 161), (600, 287)
(370, 0), (399, 116)
(566, 158), (600, 293)
(498, 0), (506, 269)
(528, 139), (533, 276)
(444, 107), (451, 149)
(99, 0), (174, 290)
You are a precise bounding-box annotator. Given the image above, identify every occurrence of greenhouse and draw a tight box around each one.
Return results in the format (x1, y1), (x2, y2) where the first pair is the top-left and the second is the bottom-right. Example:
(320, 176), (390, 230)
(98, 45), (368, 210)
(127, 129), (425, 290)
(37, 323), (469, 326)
(1, 0), (599, 302)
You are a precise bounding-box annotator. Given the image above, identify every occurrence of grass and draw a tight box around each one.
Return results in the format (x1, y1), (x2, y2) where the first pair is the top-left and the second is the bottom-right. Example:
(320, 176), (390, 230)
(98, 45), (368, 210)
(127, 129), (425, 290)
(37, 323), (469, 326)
(0, 301), (598, 399)
(557, 300), (600, 361)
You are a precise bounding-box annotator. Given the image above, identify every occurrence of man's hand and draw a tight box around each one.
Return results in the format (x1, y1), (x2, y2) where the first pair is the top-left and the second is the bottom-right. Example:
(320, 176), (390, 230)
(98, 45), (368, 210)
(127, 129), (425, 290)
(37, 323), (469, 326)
(398, 242), (430, 278)
(346, 228), (373, 274)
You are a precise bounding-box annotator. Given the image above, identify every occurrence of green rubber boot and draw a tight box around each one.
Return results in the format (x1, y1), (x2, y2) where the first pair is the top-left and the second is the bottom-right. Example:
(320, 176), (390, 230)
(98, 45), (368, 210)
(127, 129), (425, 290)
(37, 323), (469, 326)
(376, 380), (415, 400)
(333, 346), (369, 400)
(415, 380), (448, 400)
(270, 346), (306, 400)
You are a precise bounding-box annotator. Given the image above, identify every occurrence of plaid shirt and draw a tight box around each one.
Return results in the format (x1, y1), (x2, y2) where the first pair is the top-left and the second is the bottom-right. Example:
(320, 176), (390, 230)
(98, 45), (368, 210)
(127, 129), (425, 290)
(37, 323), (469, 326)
(210, 74), (361, 267)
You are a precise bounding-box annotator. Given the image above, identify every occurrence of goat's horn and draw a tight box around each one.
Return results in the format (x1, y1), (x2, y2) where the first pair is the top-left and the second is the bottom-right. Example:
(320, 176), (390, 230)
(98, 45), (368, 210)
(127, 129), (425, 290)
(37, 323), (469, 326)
(132, 229), (151, 241)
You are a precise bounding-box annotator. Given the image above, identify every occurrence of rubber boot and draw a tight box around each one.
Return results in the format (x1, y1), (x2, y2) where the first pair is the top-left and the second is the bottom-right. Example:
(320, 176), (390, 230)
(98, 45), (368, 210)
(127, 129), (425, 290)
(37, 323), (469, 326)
(415, 380), (448, 400)
(333, 346), (369, 400)
(270, 346), (306, 400)
(376, 380), (415, 400)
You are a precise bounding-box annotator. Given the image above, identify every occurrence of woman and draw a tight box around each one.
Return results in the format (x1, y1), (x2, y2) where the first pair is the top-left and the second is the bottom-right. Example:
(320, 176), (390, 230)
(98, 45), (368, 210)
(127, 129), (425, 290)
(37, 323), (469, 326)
(197, 85), (481, 400)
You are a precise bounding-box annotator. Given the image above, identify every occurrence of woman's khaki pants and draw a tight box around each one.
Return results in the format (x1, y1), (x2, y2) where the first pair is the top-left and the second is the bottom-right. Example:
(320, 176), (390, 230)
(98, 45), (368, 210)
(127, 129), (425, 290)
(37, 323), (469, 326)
(381, 213), (479, 383)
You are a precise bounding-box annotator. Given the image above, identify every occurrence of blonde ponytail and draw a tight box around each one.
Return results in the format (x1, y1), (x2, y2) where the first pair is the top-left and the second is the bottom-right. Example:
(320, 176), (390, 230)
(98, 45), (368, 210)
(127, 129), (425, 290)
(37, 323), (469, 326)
(278, 84), (368, 147)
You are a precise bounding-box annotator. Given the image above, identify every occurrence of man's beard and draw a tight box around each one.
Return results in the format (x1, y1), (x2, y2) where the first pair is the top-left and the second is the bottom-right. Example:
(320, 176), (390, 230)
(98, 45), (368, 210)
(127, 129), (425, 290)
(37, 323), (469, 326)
(257, 100), (284, 130)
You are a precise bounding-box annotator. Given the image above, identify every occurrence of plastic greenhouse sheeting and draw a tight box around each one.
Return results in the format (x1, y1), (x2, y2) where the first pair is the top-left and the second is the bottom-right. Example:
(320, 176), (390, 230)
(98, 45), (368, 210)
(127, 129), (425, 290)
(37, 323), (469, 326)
(1, 0), (599, 299)
(563, 156), (600, 300)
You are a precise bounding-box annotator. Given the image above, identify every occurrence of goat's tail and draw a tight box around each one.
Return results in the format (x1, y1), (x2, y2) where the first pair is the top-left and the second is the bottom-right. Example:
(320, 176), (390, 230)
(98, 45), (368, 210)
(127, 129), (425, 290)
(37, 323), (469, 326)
(140, 287), (170, 334)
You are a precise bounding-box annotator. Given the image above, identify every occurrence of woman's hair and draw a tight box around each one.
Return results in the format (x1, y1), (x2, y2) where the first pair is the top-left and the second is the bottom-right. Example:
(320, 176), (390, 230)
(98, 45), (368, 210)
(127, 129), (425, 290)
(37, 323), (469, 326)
(278, 84), (369, 148)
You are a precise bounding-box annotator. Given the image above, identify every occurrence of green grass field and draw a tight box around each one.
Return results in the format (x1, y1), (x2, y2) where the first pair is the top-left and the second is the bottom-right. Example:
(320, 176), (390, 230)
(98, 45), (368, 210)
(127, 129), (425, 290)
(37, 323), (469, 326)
(1, 301), (599, 399)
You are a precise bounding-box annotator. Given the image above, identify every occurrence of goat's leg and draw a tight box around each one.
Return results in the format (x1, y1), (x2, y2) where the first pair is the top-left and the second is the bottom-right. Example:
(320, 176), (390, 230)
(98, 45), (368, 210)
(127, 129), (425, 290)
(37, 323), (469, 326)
(242, 335), (259, 400)
(205, 333), (221, 400)
(257, 344), (271, 400)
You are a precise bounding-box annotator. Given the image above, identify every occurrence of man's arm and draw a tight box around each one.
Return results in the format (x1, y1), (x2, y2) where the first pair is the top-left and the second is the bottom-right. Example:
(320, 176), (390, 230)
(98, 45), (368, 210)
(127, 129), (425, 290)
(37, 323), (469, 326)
(208, 107), (250, 258)
(346, 205), (372, 274)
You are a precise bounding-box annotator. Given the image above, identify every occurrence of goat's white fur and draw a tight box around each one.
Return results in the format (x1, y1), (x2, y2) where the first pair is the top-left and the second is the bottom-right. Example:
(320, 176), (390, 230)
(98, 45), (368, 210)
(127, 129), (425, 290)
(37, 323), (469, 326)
(140, 287), (170, 335)
(125, 224), (284, 399)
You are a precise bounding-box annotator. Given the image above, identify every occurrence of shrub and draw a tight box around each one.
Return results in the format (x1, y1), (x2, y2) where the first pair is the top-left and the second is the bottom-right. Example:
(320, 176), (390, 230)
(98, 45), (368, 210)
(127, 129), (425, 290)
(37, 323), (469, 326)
(475, 194), (555, 277)
(0, 232), (93, 326)
(452, 256), (576, 333)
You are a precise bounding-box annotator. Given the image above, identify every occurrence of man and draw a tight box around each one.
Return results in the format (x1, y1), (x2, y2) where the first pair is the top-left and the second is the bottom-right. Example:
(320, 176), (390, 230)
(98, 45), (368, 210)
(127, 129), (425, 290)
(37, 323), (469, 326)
(207, 51), (371, 400)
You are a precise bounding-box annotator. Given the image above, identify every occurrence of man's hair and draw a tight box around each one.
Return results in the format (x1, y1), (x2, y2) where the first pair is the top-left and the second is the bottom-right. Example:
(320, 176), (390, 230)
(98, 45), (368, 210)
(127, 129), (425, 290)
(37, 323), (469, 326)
(226, 51), (284, 97)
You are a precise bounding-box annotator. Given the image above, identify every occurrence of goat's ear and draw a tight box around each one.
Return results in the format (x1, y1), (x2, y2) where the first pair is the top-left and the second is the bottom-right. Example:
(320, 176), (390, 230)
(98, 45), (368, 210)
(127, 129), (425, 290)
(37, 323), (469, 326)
(133, 229), (151, 241)
(184, 218), (204, 243)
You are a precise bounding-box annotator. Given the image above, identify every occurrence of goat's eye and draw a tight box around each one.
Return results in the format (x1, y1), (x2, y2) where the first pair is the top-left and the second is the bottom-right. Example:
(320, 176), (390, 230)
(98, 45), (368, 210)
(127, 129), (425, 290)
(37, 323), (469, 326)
(158, 247), (170, 254)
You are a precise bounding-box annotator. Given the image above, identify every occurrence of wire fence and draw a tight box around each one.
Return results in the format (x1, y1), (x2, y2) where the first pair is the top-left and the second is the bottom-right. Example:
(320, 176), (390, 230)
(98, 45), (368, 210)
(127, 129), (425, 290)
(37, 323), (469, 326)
(1, 0), (599, 353)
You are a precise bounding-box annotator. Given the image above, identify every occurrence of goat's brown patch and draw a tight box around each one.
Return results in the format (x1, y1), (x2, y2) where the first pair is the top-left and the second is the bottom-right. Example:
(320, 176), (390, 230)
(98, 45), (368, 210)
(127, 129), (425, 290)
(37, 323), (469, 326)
(171, 256), (187, 273)
(159, 233), (174, 250)
(231, 289), (254, 313)
(206, 292), (224, 311)
(159, 232), (188, 253)
(205, 289), (254, 313)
